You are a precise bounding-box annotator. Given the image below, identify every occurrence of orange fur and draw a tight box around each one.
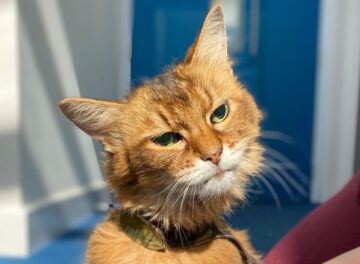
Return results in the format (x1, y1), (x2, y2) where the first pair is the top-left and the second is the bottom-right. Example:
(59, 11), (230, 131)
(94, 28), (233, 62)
(87, 210), (261, 264)
(59, 4), (263, 263)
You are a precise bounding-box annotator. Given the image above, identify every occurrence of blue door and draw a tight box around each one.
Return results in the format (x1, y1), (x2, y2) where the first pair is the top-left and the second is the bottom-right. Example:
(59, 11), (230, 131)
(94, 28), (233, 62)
(132, 0), (319, 202)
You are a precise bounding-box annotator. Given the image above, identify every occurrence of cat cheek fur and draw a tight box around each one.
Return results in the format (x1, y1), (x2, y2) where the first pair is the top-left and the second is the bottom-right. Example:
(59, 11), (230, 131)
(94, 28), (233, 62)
(173, 139), (261, 199)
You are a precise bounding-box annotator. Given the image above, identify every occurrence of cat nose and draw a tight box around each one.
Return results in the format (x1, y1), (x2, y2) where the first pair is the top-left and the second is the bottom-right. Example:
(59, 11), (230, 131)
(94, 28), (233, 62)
(201, 147), (223, 165)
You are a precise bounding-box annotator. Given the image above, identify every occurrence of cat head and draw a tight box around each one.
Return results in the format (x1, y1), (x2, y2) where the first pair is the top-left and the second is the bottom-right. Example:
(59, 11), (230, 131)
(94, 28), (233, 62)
(59, 5), (263, 230)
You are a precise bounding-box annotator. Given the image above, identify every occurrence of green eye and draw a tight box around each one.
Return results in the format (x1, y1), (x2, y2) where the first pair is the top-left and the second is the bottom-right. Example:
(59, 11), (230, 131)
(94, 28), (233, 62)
(210, 103), (229, 123)
(152, 132), (181, 147)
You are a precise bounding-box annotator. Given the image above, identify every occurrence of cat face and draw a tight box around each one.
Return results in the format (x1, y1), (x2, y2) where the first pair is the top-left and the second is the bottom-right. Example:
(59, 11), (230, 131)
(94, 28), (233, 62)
(59, 5), (263, 228)
(122, 66), (262, 201)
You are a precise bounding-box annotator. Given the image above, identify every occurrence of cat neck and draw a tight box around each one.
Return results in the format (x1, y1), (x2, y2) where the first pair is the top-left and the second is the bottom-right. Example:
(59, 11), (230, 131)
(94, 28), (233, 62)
(120, 198), (236, 232)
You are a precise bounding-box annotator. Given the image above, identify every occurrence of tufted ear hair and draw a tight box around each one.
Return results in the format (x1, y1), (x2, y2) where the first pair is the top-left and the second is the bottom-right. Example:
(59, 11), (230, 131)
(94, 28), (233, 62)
(185, 4), (229, 67)
(59, 98), (124, 151)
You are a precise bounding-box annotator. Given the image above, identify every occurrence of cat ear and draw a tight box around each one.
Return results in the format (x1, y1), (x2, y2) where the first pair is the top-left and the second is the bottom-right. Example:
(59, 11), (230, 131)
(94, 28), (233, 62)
(59, 98), (124, 149)
(185, 4), (229, 66)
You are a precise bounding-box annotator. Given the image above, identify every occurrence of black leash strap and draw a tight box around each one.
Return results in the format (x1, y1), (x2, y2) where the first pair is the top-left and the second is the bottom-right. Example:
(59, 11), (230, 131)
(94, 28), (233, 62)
(216, 230), (262, 264)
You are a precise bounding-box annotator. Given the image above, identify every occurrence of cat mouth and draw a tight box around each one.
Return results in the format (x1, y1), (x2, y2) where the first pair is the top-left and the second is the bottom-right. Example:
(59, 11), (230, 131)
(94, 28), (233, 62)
(214, 169), (225, 177)
(203, 168), (233, 184)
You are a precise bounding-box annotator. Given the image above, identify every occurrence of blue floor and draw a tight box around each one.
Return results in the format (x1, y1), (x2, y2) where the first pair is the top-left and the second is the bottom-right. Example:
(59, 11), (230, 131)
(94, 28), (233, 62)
(0, 202), (316, 264)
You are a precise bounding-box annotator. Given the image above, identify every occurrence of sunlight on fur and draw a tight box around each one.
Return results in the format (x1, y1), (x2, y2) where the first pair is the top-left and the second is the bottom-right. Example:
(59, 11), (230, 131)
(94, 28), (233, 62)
(59, 4), (263, 264)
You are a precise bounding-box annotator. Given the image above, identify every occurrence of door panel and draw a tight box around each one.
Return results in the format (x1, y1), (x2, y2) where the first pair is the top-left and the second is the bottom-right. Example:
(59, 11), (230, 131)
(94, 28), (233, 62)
(132, 0), (209, 83)
(257, 0), (319, 201)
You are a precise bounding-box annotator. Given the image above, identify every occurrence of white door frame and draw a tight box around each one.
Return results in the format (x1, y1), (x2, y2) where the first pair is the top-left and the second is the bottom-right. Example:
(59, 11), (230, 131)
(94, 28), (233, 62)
(311, 0), (360, 202)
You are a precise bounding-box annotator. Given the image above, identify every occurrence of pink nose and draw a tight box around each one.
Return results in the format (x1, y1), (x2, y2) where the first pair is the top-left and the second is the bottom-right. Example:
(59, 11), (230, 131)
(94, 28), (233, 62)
(201, 147), (223, 165)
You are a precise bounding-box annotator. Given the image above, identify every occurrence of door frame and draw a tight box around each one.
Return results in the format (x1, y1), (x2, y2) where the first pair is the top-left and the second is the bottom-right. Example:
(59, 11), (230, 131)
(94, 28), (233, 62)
(311, 0), (360, 202)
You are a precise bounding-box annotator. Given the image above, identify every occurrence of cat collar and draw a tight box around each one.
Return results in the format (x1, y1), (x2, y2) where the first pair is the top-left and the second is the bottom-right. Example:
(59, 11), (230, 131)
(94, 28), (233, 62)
(118, 210), (260, 264)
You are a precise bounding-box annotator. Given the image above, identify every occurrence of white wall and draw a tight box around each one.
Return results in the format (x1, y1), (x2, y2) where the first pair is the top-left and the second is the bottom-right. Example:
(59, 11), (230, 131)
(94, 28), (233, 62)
(0, 0), (132, 257)
(0, 0), (26, 256)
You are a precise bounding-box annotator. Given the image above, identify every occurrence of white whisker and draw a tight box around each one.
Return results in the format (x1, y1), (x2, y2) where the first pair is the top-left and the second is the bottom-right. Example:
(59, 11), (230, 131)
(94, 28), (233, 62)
(263, 165), (294, 197)
(265, 147), (309, 184)
(265, 157), (307, 197)
(258, 176), (282, 210)
(261, 130), (295, 145)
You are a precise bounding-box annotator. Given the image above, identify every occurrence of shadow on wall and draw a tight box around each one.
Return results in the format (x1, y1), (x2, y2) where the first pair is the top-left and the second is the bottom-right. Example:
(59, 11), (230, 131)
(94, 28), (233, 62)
(14, 0), (132, 205)
(19, 0), (98, 203)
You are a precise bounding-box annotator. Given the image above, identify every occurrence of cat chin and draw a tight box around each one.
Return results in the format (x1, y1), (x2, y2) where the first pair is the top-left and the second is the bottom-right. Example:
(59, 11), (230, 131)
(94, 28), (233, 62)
(198, 170), (237, 198)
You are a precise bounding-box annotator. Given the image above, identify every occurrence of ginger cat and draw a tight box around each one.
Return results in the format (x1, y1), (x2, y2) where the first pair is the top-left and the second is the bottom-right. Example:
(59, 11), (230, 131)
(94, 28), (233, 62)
(59, 4), (263, 264)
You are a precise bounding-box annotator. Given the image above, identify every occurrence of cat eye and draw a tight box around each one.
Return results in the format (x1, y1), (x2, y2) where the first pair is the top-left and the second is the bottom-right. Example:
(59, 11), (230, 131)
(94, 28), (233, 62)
(210, 103), (229, 124)
(152, 132), (182, 147)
